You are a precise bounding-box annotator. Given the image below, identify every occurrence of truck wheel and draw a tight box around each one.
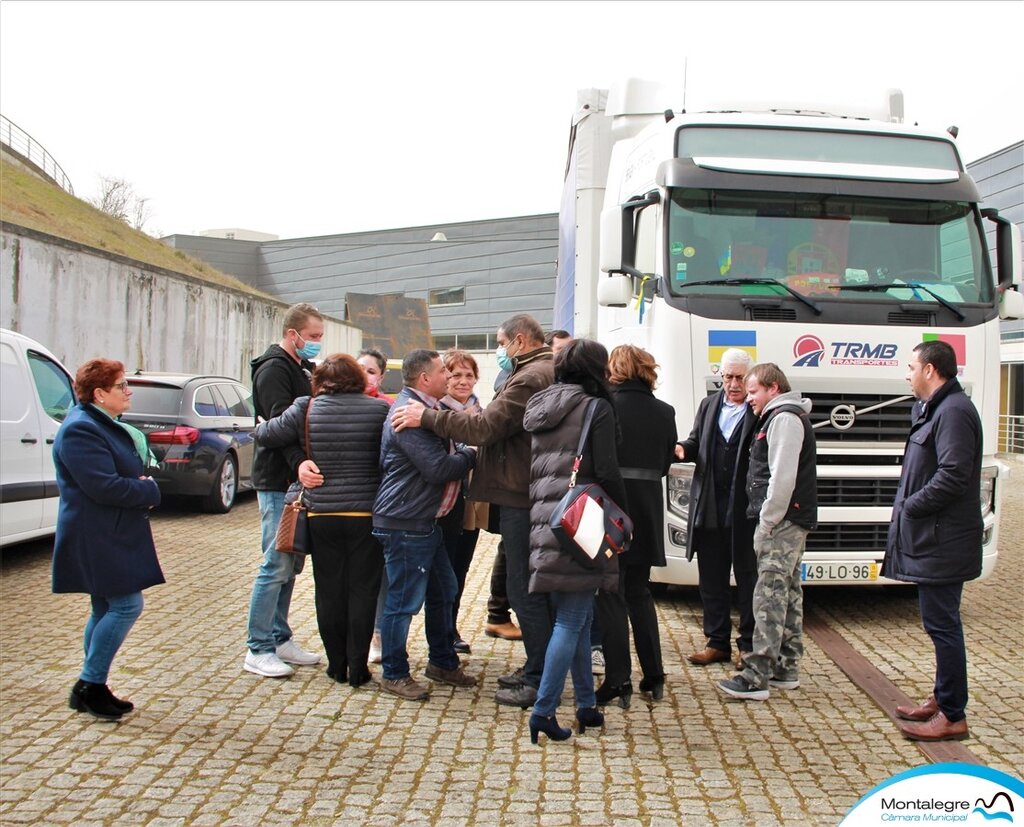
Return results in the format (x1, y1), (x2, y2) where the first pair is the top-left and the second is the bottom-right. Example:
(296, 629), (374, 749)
(202, 454), (238, 513)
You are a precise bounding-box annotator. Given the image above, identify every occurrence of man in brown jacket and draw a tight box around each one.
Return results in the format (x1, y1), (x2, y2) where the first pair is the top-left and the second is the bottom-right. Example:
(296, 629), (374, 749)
(391, 314), (554, 707)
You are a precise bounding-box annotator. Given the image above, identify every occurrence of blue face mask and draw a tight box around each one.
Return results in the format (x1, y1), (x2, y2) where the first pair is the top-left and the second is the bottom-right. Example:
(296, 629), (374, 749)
(495, 345), (514, 373)
(294, 333), (322, 360)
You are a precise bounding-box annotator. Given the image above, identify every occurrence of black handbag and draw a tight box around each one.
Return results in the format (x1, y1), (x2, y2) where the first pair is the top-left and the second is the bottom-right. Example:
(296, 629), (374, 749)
(275, 401), (313, 554)
(549, 399), (633, 569)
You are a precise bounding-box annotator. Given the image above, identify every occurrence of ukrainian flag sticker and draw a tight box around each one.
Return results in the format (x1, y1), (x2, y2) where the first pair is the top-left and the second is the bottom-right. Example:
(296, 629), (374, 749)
(708, 330), (757, 365)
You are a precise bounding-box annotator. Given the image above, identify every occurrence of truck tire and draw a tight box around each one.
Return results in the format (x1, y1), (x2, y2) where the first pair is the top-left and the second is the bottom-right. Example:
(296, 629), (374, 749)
(202, 454), (238, 514)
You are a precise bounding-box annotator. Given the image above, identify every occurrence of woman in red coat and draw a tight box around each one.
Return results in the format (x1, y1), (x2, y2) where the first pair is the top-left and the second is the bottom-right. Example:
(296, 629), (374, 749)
(52, 358), (163, 721)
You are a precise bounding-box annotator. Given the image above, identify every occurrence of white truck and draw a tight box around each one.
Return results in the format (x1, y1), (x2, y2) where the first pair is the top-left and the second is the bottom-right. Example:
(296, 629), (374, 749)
(556, 79), (1022, 586)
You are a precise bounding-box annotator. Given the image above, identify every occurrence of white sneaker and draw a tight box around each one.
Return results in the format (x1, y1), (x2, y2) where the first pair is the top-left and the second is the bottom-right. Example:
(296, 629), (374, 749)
(244, 651), (295, 678)
(276, 640), (322, 666)
(591, 648), (605, 675)
(368, 631), (382, 665)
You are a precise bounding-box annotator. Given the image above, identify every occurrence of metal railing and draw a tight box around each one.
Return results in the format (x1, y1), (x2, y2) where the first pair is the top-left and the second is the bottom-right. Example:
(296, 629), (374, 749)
(0, 114), (74, 194)
(998, 414), (1024, 454)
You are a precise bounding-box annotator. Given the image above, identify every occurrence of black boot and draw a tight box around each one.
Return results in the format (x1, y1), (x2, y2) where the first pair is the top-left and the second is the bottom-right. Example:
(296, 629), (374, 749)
(575, 706), (604, 734)
(639, 675), (665, 701)
(69, 680), (125, 721)
(595, 680), (633, 709)
(528, 714), (572, 744)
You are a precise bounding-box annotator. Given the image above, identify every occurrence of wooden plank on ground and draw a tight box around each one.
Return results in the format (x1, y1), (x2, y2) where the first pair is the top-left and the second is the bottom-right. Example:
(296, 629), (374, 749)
(803, 609), (982, 766)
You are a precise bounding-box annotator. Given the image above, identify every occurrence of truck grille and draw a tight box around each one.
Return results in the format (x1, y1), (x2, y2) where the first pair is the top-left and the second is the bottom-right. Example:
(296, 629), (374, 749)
(816, 478), (899, 507)
(806, 523), (889, 553)
(806, 392), (915, 442)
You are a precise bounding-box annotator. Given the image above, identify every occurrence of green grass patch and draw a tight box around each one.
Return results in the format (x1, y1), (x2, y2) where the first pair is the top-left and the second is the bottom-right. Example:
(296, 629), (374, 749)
(0, 159), (272, 298)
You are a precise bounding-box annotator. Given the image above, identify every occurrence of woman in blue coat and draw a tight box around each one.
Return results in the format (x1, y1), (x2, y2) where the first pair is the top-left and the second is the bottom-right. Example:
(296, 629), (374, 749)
(52, 358), (163, 721)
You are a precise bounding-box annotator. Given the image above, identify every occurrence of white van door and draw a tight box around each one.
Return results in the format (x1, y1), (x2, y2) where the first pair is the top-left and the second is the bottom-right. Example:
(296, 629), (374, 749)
(1, 339), (45, 539)
(0, 337), (75, 545)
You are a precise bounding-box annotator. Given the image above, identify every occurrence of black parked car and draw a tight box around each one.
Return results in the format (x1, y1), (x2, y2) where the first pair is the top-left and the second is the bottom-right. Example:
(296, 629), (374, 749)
(121, 373), (256, 513)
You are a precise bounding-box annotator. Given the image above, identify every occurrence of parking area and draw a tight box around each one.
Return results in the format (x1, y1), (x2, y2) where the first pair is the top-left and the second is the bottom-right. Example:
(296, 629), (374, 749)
(1, 457), (1022, 826)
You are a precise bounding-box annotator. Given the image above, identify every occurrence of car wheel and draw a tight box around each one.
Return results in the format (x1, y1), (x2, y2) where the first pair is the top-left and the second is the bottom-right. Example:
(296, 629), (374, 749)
(202, 454), (238, 513)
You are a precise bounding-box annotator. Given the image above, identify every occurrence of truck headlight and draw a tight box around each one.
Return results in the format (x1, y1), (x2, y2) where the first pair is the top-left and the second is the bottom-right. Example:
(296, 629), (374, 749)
(980, 466), (997, 517)
(667, 464), (694, 521)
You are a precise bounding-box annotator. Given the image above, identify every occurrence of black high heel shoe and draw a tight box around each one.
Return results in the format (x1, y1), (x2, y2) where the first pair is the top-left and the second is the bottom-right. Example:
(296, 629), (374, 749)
(639, 675), (665, 701)
(528, 714), (572, 744)
(575, 706), (604, 734)
(595, 681), (633, 709)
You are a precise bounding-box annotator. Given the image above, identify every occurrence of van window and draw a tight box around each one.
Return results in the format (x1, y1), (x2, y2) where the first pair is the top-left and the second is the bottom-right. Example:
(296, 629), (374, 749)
(27, 351), (75, 422)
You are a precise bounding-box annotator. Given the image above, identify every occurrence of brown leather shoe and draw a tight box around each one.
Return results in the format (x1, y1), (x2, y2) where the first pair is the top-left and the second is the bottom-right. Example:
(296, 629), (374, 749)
(485, 621), (523, 641)
(687, 646), (730, 666)
(899, 711), (968, 742)
(895, 694), (938, 721)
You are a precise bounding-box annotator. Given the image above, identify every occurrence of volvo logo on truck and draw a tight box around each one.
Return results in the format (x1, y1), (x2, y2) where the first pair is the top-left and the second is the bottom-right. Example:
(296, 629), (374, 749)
(829, 404), (857, 431)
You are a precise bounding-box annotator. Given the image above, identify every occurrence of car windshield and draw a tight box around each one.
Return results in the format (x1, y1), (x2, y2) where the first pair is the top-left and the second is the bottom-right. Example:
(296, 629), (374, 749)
(126, 384), (183, 416)
(666, 189), (993, 304)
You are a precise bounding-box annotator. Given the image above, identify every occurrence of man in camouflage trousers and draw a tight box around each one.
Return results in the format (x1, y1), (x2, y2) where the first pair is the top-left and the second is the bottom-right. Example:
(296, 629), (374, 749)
(717, 363), (816, 701)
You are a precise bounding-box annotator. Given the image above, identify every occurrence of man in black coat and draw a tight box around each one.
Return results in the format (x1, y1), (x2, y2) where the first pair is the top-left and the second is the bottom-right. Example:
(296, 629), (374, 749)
(884, 340), (982, 742)
(676, 349), (758, 669)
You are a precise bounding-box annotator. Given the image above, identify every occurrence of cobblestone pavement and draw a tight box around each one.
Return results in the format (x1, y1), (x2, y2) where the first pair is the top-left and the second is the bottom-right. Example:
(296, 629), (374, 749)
(2, 456), (1022, 826)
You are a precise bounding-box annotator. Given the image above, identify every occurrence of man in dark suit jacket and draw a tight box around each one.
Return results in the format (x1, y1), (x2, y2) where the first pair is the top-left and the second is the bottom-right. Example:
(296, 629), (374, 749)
(676, 348), (758, 668)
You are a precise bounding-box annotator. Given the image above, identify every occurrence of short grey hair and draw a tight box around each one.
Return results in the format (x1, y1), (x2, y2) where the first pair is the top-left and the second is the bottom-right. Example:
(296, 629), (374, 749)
(720, 348), (754, 372)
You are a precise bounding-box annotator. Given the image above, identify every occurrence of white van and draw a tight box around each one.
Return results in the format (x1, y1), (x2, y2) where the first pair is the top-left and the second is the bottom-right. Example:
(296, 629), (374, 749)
(1, 329), (76, 546)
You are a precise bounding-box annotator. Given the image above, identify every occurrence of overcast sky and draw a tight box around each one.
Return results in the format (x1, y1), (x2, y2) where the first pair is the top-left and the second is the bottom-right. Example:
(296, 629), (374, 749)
(2, 1), (1022, 240)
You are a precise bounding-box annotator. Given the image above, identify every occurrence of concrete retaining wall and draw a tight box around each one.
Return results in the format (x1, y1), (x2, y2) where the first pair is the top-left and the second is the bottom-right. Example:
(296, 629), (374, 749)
(0, 223), (361, 384)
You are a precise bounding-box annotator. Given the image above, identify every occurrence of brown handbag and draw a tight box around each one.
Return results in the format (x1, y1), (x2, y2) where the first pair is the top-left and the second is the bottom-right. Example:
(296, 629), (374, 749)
(275, 400), (313, 554)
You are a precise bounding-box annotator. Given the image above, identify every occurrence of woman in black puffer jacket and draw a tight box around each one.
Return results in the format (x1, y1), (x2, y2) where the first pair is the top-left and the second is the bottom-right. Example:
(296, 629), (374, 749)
(523, 339), (626, 744)
(256, 353), (390, 687)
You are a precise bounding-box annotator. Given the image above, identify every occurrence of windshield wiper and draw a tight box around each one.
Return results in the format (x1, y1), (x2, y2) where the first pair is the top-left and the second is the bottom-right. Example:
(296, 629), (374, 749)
(830, 283), (965, 321)
(675, 277), (822, 315)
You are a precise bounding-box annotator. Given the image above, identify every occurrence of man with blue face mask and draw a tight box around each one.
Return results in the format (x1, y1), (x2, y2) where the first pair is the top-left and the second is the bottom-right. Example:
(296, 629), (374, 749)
(244, 303), (326, 678)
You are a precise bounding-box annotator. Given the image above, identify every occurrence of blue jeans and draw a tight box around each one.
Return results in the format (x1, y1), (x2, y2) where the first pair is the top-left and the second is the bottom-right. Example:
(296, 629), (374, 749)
(373, 525), (459, 680)
(81, 592), (144, 684)
(533, 590), (596, 717)
(247, 490), (305, 654)
(501, 505), (552, 689)
(919, 582), (968, 722)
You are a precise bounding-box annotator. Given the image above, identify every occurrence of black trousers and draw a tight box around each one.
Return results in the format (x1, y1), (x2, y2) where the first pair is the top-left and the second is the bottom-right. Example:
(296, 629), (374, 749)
(694, 526), (755, 653)
(919, 582), (968, 722)
(442, 524), (480, 637)
(595, 563), (664, 685)
(308, 515), (383, 686)
(486, 538), (513, 625)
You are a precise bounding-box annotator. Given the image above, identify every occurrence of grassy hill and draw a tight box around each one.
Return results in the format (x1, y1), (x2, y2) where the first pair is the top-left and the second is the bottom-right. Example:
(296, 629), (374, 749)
(0, 158), (271, 298)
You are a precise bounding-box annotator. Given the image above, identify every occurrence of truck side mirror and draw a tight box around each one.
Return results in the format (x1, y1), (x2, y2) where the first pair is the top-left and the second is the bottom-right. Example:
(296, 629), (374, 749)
(598, 275), (634, 307)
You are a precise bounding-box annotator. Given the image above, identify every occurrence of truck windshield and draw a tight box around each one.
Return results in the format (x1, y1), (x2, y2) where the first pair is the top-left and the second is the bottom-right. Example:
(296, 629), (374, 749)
(666, 189), (992, 305)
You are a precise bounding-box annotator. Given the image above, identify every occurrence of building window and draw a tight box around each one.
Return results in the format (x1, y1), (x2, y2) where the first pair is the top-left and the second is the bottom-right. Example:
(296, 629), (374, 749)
(434, 335), (457, 350)
(428, 287), (465, 307)
(458, 334), (488, 350)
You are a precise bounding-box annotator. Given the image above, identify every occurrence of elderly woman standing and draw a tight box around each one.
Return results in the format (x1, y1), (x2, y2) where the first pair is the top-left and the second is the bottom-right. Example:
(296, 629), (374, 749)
(256, 353), (390, 687)
(595, 345), (678, 705)
(53, 358), (163, 721)
(523, 339), (626, 743)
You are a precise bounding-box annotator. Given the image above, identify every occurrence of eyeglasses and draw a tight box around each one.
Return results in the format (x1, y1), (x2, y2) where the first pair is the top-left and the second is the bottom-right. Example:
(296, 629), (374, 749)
(109, 381), (129, 392)
(721, 373), (745, 383)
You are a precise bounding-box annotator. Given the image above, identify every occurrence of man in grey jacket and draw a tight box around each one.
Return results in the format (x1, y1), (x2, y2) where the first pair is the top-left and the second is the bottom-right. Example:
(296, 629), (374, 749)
(718, 363), (816, 701)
